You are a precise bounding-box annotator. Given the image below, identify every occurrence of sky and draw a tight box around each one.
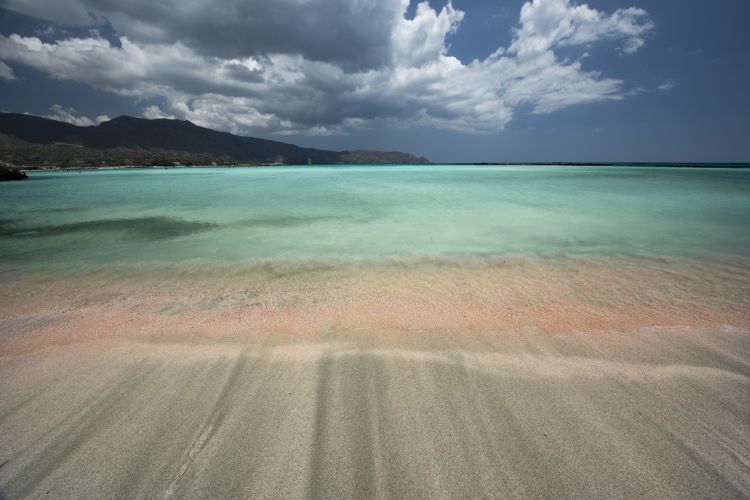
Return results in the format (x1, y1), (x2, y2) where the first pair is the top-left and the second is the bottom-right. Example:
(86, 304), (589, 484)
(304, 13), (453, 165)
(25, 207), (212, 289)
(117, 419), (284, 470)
(0, 0), (748, 163)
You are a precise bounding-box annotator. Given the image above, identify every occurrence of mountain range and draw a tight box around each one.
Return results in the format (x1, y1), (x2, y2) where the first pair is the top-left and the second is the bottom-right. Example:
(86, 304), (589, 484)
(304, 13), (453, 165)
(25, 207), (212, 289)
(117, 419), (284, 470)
(0, 113), (429, 166)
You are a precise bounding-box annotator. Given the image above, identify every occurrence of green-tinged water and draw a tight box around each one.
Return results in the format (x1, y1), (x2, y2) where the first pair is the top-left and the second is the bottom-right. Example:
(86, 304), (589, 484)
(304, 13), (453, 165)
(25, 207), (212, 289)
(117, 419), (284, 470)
(1, 165), (749, 273)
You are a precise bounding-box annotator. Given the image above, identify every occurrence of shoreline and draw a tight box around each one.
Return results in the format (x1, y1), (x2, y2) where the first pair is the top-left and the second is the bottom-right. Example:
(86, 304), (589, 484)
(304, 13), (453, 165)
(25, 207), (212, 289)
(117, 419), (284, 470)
(15, 162), (750, 171)
(2, 256), (748, 356)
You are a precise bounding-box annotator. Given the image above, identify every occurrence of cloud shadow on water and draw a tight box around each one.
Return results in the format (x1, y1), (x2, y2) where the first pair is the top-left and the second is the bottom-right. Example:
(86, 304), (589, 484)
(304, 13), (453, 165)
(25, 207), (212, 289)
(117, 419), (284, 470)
(1, 216), (219, 241)
(231, 214), (347, 229)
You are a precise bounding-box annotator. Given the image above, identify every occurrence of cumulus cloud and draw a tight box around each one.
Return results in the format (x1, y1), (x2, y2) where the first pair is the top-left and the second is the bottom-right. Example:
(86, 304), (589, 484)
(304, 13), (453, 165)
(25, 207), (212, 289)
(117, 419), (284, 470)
(142, 105), (174, 120)
(392, 2), (464, 67)
(44, 104), (109, 126)
(0, 60), (15, 80)
(511, 0), (653, 56)
(0, 0), (653, 135)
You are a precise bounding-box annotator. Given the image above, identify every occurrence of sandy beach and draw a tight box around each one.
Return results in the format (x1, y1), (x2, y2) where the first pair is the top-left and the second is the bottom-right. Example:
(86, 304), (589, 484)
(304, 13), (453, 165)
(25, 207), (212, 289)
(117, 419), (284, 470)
(2, 165), (750, 498)
(1, 258), (749, 499)
(1, 328), (748, 499)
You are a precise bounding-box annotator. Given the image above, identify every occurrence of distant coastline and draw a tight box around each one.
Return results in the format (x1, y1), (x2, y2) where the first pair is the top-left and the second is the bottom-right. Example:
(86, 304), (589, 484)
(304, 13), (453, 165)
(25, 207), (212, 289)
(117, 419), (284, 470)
(469, 162), (750, 168)
(16, 162), (750, 171)
(1, 114), (746, 171)
(0, 113), (429, 168)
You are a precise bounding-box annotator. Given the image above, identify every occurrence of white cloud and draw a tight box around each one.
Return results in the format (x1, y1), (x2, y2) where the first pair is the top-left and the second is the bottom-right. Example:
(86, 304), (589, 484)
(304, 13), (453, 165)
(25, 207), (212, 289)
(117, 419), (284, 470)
(0, 61), (16, 80)
(0, 0), (653, 136)
(392, 2), (464, 67)
(511, 0), (653, 57)
(658, 80), (676, 91)
(142, 105), (174, 120)
(44, 104), (109, 126)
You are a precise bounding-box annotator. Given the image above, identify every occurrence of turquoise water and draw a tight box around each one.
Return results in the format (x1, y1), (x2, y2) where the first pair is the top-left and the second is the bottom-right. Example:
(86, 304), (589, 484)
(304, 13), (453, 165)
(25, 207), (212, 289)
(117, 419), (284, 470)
(1, 165), (749, 271)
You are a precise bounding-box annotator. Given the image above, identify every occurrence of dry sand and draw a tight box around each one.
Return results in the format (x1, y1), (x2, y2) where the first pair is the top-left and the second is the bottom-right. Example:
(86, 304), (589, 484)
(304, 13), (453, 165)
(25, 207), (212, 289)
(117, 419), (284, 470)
(1, 259), (749, 498)
(1, 329), (748, 499)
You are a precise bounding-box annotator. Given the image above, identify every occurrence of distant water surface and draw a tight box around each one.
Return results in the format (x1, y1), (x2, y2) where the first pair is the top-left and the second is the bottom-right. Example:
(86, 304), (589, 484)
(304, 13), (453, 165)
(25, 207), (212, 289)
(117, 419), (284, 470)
(1, 165), (748, 273)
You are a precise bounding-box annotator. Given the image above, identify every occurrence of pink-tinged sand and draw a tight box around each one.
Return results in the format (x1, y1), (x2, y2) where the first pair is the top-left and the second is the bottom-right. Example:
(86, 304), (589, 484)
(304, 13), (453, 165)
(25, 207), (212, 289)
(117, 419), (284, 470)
(1, 258), (749, 498)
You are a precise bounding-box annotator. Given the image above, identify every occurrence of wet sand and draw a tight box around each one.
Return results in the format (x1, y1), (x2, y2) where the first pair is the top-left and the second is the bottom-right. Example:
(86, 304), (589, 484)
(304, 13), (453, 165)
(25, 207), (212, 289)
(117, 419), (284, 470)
(1, 258), (749, 498)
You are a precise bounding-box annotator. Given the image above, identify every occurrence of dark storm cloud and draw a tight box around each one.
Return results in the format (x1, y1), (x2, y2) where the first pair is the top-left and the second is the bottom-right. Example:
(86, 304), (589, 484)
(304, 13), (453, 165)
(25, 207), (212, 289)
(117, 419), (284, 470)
(1, 0), (101, 26)
(2, 0), (405, 71)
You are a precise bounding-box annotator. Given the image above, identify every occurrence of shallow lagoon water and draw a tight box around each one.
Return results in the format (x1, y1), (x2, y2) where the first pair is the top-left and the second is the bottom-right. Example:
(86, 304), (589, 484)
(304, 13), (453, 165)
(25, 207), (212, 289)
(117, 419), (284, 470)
(1, 165), (749, 272)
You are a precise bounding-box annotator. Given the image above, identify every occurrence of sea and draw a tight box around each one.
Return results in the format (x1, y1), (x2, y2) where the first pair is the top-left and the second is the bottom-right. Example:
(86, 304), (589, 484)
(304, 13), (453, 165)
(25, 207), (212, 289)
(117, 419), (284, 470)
(1, 164), (749, 336)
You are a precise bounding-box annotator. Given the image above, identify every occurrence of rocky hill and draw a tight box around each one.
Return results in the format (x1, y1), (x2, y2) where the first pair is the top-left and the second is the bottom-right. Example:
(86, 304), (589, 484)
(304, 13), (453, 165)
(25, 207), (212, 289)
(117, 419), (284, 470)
(0, 113), (429, 167)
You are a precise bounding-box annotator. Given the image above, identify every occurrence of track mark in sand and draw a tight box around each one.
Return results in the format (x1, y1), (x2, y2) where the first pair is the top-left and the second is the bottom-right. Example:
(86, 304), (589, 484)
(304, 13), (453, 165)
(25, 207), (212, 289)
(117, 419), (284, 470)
(0, 391), (40, 422)
(3, 363), (156, 498)
(161, 351), (248, 499)
(307, 354), (333, 499)
(160, 423), (214, 499)
(307, 352), (386, 499)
